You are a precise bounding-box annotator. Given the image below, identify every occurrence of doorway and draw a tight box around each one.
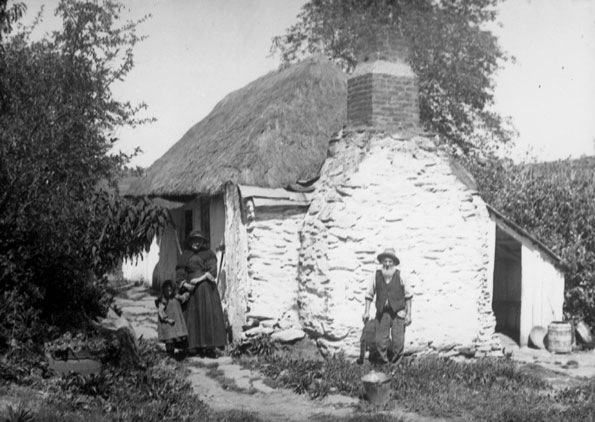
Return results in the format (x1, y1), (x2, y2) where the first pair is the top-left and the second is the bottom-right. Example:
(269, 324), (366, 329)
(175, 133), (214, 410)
(492, 226), (522, 343)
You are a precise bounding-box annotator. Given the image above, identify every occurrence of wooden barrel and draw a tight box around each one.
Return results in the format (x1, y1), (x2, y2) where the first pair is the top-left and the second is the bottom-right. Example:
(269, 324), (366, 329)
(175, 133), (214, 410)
(547, 321), (572, 353)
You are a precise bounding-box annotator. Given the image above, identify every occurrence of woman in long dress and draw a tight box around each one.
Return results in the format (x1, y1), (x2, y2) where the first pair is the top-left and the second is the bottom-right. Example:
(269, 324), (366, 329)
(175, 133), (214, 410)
(176, 230), (227, 357)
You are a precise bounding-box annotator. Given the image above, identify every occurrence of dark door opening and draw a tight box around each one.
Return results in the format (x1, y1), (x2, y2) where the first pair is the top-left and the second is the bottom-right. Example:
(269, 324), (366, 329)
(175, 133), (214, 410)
(492, 227), (522, 343)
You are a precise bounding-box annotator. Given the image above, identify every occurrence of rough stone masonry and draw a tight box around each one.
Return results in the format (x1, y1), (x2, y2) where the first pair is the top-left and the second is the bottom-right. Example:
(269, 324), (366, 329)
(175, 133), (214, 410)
(298, 129), (499, 357)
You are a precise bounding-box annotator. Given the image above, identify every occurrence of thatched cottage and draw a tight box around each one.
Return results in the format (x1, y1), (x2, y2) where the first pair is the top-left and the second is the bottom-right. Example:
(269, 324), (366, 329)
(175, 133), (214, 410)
(127, 37), (564, 355)
(127, 57), (347, 340)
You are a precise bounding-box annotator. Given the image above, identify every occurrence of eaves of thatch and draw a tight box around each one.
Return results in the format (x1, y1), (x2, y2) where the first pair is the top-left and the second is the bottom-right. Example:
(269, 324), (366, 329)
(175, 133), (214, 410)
(128, 57), (347, 198)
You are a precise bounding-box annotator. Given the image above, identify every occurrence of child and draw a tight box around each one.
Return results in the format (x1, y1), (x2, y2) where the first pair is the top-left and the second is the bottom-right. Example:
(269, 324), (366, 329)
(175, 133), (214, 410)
(156, 280), (188, 355)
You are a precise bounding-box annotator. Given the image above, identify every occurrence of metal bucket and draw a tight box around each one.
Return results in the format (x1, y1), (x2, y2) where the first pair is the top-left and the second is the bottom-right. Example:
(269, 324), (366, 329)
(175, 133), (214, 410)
(362, 371), (391, 405)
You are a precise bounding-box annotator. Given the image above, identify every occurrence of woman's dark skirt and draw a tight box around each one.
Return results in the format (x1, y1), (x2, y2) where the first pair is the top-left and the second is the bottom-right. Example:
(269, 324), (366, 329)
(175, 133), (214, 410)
(184, 281), (227, 350)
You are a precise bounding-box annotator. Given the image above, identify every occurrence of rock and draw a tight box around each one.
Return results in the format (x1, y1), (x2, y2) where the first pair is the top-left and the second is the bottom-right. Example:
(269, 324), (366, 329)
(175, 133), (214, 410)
(563, 360), (579, 369)
(244, 326), (274, 337)
(271, 328), (306, 343)
(457, 346), (476, 358)
(433, 343), (456, 353)
(403, 345), (426, 356)
(242, 319), (260, 331)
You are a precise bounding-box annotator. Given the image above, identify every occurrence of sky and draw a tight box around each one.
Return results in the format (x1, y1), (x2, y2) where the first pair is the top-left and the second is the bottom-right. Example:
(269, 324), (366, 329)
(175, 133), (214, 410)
(492, 0), (595, 161)
(19, 0), (595, 167)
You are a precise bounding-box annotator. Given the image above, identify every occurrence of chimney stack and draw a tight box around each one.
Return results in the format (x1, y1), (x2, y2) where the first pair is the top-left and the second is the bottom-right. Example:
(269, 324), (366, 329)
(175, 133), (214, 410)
(347, 28), (419, 131)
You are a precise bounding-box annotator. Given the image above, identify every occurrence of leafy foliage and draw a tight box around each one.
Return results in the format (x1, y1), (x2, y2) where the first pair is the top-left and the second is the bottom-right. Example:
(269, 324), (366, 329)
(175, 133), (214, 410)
(16, 339), (265, 422)
(271, 0), (512, 148)
(0, 339), (52, 386)
(43, 339), (216, 421)
(0, 0), (168, 346)
(43, 331), (119, 363)
(462, 153), (595, 326)
(229, 334), (279, 358)
(0, 0), (25, 43)
(1, 404), (34, 422)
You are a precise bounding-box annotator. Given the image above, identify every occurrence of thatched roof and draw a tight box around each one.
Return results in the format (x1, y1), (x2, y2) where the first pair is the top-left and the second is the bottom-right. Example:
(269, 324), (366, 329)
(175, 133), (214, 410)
(128, 57), (347, 197)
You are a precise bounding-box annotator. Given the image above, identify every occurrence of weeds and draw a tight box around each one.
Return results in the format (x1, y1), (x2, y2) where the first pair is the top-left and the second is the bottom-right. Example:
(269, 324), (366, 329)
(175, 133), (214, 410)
(1, 404), (33, 422)
(249, 352), (595, 421)
(229, 334), (278, 358)
(253, 353), (363, 399)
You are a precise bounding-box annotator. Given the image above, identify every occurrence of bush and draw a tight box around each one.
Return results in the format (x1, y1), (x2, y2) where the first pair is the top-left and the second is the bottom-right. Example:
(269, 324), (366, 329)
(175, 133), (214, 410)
(44, 339), (213, 422)
(0, 0), (169, 346)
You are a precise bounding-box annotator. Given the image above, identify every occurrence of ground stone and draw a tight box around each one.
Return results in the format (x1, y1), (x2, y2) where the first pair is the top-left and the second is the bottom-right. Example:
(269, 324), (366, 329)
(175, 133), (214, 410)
(272, 328), (306, 343)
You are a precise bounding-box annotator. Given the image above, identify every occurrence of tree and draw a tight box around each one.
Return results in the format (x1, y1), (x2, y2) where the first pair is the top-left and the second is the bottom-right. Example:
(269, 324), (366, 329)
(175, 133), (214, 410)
(0, 0), (25, 43)
(0, 0), (167, 345)
(271, 0), (511, 149)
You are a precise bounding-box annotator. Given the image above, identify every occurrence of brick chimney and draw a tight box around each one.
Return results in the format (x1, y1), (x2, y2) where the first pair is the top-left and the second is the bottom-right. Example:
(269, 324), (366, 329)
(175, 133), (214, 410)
(347, 28), (419, 130)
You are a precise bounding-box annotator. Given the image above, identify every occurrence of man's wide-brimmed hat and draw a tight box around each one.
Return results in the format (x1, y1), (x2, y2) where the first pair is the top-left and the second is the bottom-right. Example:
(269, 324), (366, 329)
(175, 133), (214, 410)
(187, 229), (208, 241)
(377, 248), (400, 265)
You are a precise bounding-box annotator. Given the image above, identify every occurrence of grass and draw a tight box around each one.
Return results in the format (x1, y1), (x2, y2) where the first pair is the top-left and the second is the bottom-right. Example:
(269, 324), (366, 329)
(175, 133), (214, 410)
(0, 339), (264, 422)
(3, 337), (595, 422)
(247, 351), (595, 422)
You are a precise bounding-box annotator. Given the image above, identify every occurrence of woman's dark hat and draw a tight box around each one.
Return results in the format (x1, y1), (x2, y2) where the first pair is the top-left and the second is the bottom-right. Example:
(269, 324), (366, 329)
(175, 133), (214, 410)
(187, 229), (208, 241)
(377, 248), (400, 265)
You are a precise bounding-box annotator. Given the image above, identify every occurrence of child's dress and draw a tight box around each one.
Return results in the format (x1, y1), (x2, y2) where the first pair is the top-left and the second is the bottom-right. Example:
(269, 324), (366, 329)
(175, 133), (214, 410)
(157, 297), (188, 343)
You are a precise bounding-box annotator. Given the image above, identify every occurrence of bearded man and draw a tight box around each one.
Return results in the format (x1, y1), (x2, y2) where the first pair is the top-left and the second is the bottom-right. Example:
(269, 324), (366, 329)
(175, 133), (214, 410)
(362, 248), (413, 364)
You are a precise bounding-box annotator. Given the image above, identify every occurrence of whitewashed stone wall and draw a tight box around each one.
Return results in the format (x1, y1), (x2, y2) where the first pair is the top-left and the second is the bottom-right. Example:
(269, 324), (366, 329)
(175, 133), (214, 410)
(299, 129), (499, 357)
(244, 201), (304, 334)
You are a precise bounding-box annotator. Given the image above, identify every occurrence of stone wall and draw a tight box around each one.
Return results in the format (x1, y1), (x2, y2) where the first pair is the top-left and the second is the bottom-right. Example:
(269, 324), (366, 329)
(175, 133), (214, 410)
(244, 202), (304, 334)
(298, 129), (499, 357)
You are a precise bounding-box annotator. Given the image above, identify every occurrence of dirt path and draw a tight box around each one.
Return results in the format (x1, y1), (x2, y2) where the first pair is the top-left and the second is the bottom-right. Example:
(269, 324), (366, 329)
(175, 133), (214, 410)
(185, 356), (358, 421)
(117, 286), (363, 421)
